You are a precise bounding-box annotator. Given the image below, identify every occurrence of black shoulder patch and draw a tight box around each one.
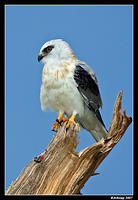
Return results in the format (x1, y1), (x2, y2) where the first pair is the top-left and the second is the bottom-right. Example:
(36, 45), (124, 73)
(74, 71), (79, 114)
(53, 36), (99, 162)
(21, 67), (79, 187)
(74, 65), (99, 96)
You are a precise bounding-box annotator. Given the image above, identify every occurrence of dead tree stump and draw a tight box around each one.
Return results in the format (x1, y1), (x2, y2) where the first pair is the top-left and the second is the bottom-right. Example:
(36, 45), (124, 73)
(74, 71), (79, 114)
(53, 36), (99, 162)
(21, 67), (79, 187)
(6, 90), (132, 195)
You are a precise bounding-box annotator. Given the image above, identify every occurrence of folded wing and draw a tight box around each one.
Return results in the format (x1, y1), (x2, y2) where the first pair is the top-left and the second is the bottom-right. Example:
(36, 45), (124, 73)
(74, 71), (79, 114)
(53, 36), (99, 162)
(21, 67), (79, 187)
(74, 63), (106, 128)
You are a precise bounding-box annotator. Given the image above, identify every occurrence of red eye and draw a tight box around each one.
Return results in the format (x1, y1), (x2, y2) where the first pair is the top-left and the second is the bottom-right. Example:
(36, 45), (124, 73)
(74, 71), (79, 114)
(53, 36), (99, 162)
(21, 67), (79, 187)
(43, 45), (54, 54)
(46, 47), (52, 53)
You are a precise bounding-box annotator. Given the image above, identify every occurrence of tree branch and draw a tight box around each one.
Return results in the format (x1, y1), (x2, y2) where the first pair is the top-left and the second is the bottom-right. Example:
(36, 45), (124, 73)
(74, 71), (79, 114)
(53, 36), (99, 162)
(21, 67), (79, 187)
(6, 90), (132, 195)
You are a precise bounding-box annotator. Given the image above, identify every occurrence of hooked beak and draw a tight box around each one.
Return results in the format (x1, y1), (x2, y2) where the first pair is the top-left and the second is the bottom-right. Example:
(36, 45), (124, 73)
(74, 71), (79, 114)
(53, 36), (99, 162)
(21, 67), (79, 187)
(38, 54), (44, 62)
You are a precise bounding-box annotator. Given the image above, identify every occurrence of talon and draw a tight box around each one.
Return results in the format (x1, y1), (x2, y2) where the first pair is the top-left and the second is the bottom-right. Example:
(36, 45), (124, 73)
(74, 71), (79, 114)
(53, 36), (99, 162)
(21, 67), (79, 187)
(56, 119), (60, 123)
(51, 120), (59, 131)
(66, 114), (76, 129)
(51, 113), (64, 131)
(56, 118), (63, 125)
(51, 128), (57, 132)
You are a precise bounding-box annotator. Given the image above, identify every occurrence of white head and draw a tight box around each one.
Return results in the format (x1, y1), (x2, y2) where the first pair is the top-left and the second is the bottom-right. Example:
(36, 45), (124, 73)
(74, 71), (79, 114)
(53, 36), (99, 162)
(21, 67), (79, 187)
(38, 39), (76, 64)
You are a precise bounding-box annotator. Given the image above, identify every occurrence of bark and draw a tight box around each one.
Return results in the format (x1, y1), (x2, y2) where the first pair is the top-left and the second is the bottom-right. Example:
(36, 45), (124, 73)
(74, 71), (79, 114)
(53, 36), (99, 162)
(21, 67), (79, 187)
(6, 90), (132, 195)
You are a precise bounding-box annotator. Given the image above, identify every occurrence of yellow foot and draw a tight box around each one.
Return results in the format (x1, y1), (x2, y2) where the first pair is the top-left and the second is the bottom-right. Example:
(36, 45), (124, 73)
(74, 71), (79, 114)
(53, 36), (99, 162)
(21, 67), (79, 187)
(62, 117), (69, 123)
(66, 114), (76, 129)
(51, 113), (64, 131)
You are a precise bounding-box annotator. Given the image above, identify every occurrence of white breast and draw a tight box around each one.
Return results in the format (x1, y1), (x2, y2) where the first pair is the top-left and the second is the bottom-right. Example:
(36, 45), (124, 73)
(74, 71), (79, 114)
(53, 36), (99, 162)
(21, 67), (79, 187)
(40, 60), (84, 118)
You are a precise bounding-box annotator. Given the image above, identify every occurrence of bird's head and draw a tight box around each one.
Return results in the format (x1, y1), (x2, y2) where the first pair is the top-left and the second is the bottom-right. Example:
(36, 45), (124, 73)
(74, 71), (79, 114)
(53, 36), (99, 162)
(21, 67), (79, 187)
(38, 39), (76, 64)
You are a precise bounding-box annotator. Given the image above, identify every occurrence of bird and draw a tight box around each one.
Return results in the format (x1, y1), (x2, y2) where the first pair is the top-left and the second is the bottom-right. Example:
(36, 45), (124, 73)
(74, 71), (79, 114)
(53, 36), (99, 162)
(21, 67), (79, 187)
(38, 39), (107, 142)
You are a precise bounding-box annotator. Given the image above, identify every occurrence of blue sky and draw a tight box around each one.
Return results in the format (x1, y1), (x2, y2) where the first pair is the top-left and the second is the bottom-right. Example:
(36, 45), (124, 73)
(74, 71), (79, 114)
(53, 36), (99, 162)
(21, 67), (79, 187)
(5, 5), (133, 195)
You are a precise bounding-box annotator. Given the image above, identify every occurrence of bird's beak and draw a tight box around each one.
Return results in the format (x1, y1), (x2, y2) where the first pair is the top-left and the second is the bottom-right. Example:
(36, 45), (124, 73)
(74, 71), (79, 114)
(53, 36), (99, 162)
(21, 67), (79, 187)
(38, 54), (44, 62)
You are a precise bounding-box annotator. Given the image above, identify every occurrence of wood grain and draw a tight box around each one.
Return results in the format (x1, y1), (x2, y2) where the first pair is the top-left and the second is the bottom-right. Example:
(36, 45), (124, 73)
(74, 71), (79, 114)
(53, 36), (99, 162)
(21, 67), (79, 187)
(6, 90), (132, 195)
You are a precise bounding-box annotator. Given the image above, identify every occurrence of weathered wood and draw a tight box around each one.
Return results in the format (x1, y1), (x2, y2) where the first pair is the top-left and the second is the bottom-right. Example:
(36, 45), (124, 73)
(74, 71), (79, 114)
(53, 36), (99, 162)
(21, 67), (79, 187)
(6, 90), (132, 195)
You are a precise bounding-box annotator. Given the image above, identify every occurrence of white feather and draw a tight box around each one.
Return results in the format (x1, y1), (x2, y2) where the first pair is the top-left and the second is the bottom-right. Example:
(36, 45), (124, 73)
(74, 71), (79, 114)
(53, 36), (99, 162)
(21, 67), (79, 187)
(39, 39), (107, 142)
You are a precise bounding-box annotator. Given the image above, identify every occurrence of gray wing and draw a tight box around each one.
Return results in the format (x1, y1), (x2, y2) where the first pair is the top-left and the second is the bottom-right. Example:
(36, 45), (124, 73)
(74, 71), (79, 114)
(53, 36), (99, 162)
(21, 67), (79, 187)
(74, 63), (105, 128)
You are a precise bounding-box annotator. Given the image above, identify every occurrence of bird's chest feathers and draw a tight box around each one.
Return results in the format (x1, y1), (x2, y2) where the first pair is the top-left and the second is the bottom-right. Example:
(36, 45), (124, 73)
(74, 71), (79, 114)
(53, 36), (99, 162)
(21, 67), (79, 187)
(42, 61), (75, 89)
(41, 60), (84, 116)
(42, 62), (76, 100)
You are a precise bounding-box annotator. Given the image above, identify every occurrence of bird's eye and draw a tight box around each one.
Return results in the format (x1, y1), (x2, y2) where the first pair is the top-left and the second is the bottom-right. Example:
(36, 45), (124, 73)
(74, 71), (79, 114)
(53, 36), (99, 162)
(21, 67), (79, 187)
(43, 45), (54, 53)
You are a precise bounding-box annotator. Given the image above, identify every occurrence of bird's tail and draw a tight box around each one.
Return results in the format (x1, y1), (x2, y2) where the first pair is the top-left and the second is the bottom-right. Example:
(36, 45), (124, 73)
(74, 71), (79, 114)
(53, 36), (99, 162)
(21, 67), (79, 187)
(89, 124), (108, 142)
(89, 109), (108, 142)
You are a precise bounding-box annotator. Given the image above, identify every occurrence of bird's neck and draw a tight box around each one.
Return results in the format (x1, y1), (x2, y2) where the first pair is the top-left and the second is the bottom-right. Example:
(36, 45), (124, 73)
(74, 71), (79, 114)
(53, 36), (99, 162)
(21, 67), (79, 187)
(43, 55), (77, 67)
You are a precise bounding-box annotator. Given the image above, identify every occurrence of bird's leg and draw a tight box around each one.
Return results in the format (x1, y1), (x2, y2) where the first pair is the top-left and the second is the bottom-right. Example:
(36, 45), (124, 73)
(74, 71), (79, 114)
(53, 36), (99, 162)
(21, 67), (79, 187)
(66, 113), (77, 129)
(51, 113), (64, 131)
(62, 117), (69, 123)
